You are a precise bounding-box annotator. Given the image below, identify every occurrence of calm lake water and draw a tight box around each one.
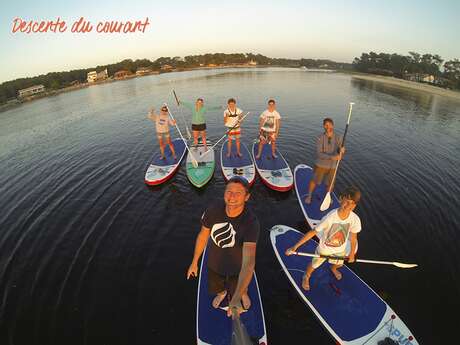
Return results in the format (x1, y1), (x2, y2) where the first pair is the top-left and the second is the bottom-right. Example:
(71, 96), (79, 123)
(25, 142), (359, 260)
(0, 68), (459, 344)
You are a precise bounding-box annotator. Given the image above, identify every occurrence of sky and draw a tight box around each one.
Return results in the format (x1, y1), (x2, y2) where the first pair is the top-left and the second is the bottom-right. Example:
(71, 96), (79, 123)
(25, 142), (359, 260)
(0, 0), (459, 83)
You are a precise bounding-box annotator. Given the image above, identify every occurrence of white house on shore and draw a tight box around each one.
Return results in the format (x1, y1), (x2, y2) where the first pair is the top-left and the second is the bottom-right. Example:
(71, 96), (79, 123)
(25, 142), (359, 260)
(87, 69), (108, 83)
(87, 71), (97, 83)
(18, 85), (45, 98)
(136, 67), (152, 75)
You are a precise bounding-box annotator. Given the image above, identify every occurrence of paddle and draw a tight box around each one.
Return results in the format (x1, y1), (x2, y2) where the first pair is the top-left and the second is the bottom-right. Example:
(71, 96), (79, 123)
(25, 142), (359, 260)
(201, 112), (251, 157)
(320, 102), (354, 211)
(165, 104), (198, 168)
(291, 251), (418, 269)
(172, 89), (192, 139)
(231, 308), (253, 345)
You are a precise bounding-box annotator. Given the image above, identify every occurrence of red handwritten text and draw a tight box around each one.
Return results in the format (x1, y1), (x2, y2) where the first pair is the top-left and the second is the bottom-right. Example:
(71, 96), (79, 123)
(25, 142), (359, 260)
(96, 18), (150, 33)
(12, 17), (67, 33)
(12, 17), (151, 34)
(71, 17), (93, 33)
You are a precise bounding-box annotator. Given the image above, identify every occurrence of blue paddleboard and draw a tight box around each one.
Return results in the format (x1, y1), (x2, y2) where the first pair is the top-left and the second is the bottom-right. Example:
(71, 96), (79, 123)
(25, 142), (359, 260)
(197, 245), (267, 345)
(294, 164), (340, 227)
(220, 140), (255, 186)
(270, 225), (418, 345)
(252, 142), (293, 192)
(144, 138), (186, 185)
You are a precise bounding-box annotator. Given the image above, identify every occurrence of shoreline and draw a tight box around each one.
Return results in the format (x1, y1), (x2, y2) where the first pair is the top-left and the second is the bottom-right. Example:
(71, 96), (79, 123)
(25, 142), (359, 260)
(2, 67), (460, 113)
(343, 72), (460, 101)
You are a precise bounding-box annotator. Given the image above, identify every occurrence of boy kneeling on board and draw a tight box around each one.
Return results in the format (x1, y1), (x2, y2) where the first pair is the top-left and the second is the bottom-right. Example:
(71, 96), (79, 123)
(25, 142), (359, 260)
(148, 104), (177, 159)
(187, 176), (260, 318)
(286, 186), (361, 291)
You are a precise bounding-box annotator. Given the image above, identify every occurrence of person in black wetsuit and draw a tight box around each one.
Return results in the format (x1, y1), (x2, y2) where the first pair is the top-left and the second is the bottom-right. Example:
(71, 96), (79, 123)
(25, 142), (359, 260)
(187, 176), (260, 318)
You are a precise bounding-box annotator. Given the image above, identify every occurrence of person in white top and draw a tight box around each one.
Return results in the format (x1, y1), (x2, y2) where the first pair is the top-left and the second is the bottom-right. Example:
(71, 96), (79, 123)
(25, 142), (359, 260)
(223, 98), (244, 157)
(148, 104), (177, 159)
(285, 186), (362, 291)
(255, 99), (281, 159)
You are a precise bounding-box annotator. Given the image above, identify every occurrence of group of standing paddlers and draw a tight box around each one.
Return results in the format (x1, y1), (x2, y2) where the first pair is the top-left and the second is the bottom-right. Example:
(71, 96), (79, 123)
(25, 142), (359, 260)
(145, 95), (418, 344)
(148, 96), (281, 160)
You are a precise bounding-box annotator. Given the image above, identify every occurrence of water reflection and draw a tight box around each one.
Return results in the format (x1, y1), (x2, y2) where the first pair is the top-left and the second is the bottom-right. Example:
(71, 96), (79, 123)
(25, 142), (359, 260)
(350, 78), (460, 123)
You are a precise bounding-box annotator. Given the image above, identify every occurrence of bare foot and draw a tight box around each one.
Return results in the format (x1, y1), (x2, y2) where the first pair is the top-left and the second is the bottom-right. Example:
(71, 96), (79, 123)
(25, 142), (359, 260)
(226, 152), (231, 158)
(302, 274), (311, 291)
(212, 291), (227, 308)
(331, 268), (342, 281)
(160, 155), (165, 160)
(305, 194), (312, 204)
(173, 155), (177, 160)
(256, 154), (261, 160)
(241, 293), (251, 310)
(272, 153), (278, 159)
(237, 152), (242, 157)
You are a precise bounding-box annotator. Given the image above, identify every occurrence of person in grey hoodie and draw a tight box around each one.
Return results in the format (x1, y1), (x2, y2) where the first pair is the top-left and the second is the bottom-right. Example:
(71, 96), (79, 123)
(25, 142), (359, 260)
(305, 117), (345, 204)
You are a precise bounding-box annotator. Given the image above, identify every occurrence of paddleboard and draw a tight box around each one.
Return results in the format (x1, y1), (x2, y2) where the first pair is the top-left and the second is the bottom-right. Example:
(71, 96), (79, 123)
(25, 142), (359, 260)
(144, 138), (186, 186)
(252, 142), (293, 192)
(294, 164), (340, 228)
(221, 140), (255, 186)
(270, 225), (418, 345)
(197, 245), (267, 345)
(186, 140), (215, 188)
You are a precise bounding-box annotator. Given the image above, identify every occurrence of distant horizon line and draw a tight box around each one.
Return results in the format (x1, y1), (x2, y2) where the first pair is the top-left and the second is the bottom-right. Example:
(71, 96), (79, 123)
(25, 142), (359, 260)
(2, 52), (351, 84)
(3, 50), (459, 85)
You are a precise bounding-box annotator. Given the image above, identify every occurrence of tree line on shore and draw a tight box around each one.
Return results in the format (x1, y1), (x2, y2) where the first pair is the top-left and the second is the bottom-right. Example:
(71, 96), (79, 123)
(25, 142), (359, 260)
(0, 53), (350, 104)
(1, 51), (459, 105)
(352, 51), (460, 89)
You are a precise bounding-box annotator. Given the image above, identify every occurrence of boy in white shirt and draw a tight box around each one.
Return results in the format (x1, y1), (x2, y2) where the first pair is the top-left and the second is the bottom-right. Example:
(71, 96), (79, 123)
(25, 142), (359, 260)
(255, 99), (281, 159)
(148, 104), (177, 159)
(285, 186), (362, 291)
(223, 98), (244, 157)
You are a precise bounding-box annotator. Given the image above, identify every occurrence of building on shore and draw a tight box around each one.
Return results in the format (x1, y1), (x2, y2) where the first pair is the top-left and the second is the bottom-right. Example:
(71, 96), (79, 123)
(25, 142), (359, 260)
(87, 71), (97, 83)
(97, 69), (108, 80)
(136, 67), (152, 76)
(18, 85), (45, 98)
(161, 64), (173, 71)
(404, 73), (435, 84)
(248, 60), (257, 66)
(87, 69), (108, 83)
(114, 70), (131, 79)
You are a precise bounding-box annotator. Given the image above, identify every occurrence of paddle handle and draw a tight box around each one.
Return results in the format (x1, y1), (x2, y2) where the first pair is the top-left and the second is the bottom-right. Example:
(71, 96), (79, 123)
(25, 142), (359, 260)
(327, 102), (354, 193)
(293, 251), (417, 268)
(173, 89), (180, 106)
(202, 112), (250, 156)
(340, 102), (354, 149)
(165, 104), (197, 164)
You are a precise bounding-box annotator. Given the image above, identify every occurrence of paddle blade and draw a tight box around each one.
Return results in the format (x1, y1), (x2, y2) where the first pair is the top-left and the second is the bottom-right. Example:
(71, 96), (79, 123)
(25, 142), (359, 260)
(191, 157), (198, 169)
(320, 192), (332, 211)
(393, 262), (418, 269)
(231, 318), (253, 345)
(188, 150), (198, 168)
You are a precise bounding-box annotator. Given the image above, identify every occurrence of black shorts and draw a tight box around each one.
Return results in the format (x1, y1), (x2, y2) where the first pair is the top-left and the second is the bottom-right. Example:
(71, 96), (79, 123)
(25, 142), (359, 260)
(192, 123), (206, 131)
(208, 267), (238, 295)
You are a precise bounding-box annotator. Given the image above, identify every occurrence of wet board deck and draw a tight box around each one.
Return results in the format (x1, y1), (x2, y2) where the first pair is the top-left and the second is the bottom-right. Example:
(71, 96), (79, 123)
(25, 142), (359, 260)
(252, 142), (293, 191)
(144, 138), (186, 185)
(197, 245), (267, 345)
(186, 140), (215, 188)
(294, 164), (340, 228)
(270, 225), (418, 345)
(220, 140), (255, 186)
